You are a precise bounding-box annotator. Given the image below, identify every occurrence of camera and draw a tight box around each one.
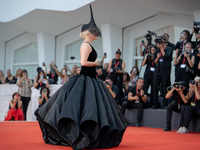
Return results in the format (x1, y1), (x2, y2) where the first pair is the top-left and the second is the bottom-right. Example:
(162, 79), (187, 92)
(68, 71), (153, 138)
(178, 48), (183, 53)
(193, 21), (200, 33)
(112, 67), (121, 73)
(185, 50), (190, 54)
(105, 81), (110, 86)
(154, 35), (166, 44)
(147, 53), (153, 59)
(189, 80), (198, 86)
(173, 82), (183, 89)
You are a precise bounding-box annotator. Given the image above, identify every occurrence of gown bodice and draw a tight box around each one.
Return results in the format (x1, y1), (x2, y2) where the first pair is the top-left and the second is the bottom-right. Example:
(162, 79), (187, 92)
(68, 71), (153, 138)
(80, 43), (97, 78)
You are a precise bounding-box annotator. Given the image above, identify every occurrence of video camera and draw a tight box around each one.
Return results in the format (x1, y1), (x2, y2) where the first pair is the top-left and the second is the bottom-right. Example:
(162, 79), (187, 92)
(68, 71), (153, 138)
(154, 35), (167, 44)
(193, 21), (200, 33)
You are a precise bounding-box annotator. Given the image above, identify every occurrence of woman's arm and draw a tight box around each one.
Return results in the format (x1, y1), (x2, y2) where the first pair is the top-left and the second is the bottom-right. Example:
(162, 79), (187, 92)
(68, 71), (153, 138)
(122, 61), (125, 73)
(52, 63), (62, 78)
(80, 43), (98, 66)
(18, 100), (22, 109)
(45, 79), (50, 89)
(33, 76), (39, 88)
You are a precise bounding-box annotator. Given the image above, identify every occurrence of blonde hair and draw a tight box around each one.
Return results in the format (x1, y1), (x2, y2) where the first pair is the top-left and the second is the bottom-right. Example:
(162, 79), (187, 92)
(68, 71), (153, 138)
(80, 30), (90, 39)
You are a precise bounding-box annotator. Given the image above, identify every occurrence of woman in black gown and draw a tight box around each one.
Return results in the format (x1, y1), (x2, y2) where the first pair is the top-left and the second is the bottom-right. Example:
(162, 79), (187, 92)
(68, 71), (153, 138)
(37, 4), (128, 150)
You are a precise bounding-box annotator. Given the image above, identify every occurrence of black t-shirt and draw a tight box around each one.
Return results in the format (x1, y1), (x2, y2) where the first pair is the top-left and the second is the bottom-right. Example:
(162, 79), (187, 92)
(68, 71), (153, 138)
(47, 72), (58, 84)
(128, 86), (147, 104)
(144, 58), (155, 77)
(153, 46), (172, 69)
(112, 84), (119, 101)
(5, 76), (17, 84)
(175, 52), (194, 73)
(190, 93), (200, 106)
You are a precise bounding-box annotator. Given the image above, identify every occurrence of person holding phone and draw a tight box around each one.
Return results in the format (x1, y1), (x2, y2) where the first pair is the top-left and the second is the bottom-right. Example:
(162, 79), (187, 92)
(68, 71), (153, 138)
(17, 69), (33, 120)
(34, 87), (50, 119)
(33, 69), (49, 120)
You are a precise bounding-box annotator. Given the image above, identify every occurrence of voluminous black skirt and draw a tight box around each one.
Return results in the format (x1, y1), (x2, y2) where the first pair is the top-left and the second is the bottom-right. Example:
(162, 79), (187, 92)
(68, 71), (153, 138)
(38, 75), (128, 150)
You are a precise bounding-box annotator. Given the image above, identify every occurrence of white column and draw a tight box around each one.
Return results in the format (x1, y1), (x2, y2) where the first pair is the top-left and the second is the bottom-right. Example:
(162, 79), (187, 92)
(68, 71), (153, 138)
(101, 23), (122, 63)
(194, 10), (200, 21)
(0, 41), (5, 72)
(36, 32), (55, 68)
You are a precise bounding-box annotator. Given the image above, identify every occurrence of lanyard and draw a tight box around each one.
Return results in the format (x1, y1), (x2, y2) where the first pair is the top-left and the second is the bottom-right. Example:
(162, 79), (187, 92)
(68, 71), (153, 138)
(182, 58), (186, 64)
(51, 72), (54, 81)
(115, 60), (120, 68)
(152, 61), (154, 67)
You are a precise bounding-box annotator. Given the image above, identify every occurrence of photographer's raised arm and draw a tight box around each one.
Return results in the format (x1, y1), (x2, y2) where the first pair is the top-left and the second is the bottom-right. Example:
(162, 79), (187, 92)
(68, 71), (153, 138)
(174, 49), (182, 65)
(142, 54), (148, 66)
(185, 54), (195, 68)
(165, 88), (175, 99)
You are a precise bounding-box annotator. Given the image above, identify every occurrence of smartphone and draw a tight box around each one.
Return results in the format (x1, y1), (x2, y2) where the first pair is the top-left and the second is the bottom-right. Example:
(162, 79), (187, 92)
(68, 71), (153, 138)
(43, 89), (47, 93)
(142, 40), (145, 44)
(42, 62), (45, 66)
(104, 52), (107, 57)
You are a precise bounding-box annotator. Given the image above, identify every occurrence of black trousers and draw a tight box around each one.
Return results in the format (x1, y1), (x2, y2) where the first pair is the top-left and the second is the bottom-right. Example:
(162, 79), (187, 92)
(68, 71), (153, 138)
(153, 68), (171, 107)
(166, 101), (180, 127)
(121, 101), (144, 123)
(184, 105), (200, 129)
(109, 73), (123, 105)
(21, 96), (31, 120)
(143, 72), (154, 106)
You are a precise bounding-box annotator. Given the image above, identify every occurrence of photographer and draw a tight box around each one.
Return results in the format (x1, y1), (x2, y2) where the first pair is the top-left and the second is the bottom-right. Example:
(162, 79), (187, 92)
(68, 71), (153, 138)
(163, 33), (175, 51)
(174, 42), (195, 87)
(179, 77), (200, 133)
(96, 65), (108, 81)
(17, 69), (33, 120)
(104, 77), (119, 106)
(51, 62), (70, 84)
(108, 49), (125, 103)
(142, 45), (156, 107)
(163, 81), (190, 131)
(129, 66), (139, 87)
(34, 87), (50, 119)
(46, 62), (58, 84)
(121, 78), (147, 127)
(174, 30), (193, 51)
(140, 33), (153, 56)
(152, 35), (173, 109)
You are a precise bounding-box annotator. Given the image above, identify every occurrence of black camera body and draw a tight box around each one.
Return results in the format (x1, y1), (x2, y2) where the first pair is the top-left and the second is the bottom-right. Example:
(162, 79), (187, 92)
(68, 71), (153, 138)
(178, 48), (183, 53)
(105, 81), (110, 86)
(147, 53), (153, 59)
(185, 50), (190, 54)
(112, 67), (121, 73)
(189, 80), (198, 86)
(173, 82), (183, 89)
(193, 21), (200, 33)
(154, 35), (166, 44)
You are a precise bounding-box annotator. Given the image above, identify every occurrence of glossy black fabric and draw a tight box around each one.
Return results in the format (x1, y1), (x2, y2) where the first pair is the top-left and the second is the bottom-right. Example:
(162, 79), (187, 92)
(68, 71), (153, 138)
(38, 44), (128, 150)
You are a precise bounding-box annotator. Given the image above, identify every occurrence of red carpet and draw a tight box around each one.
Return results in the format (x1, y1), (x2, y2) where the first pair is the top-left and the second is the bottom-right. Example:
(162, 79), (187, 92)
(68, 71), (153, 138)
(0, 122), (200, 150)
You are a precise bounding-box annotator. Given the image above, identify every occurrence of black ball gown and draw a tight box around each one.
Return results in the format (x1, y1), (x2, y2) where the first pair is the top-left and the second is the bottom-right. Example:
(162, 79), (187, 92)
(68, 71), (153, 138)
(38, 43), (128, 150)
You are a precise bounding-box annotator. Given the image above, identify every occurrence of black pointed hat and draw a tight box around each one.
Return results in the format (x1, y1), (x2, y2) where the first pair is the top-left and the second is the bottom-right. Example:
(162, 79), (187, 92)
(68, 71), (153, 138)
(81, 4), (101, 37)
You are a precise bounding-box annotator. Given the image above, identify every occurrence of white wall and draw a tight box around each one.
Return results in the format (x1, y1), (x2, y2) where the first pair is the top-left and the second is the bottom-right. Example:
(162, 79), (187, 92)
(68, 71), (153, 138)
(37, 32), (55, 68)
(5, 33), (37, 73)
(0, 42), (5, 72)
